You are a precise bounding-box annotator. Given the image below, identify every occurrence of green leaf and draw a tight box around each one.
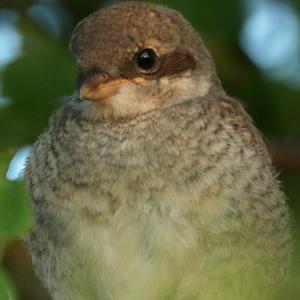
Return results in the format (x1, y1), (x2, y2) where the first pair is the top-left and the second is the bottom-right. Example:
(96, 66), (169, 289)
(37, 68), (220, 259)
(0, 151), (32, 247)
(0, 269), (17, 300)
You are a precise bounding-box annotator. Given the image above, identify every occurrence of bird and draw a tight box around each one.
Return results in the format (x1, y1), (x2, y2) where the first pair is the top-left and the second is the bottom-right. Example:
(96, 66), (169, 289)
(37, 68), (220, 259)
(25, 1), (291, 300)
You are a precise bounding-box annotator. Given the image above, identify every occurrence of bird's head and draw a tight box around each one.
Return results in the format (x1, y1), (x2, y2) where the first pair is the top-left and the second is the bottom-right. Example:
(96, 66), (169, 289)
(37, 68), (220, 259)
(70, 1), (222, 120)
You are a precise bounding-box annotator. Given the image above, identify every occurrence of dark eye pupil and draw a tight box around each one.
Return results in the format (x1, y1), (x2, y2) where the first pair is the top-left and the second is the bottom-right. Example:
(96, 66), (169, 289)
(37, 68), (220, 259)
(136, 49), (157, 70)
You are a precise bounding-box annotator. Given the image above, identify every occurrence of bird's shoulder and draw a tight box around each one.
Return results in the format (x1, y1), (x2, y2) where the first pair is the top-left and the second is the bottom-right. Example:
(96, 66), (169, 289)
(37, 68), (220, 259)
(212, 96), (270, 160)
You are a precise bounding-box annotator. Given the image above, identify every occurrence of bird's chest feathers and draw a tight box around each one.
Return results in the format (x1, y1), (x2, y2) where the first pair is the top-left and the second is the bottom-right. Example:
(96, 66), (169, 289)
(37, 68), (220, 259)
(71, 201), (206, 300)
(64, 173), (230, 298)
(58, 116), (190, 203)
(54, 114), (231, 298)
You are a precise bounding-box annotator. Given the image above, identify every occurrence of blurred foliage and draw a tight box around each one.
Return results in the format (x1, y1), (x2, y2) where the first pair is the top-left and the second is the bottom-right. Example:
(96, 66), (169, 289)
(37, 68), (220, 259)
(0, 0), (299, 299)
(0, 152), (31, 246)
(1, 20), (75, 150)
(0, 269), (16, 300)
(0, 152), (32, 299)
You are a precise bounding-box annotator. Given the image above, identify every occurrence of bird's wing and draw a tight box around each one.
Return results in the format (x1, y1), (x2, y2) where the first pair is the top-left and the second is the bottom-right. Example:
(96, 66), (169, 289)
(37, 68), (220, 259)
(216, 97), (270, 160)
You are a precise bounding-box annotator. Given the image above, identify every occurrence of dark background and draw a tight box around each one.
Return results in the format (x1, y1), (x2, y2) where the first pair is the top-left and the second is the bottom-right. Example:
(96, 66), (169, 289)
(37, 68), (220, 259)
(0, 0), (299, 299)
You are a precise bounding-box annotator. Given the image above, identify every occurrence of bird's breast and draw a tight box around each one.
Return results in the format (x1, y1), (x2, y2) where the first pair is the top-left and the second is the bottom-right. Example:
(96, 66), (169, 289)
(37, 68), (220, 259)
(67, 190), (226, 300)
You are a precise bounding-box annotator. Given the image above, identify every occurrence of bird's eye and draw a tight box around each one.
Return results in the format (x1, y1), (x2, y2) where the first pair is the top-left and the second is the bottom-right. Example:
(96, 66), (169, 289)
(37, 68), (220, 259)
(136, 48), (158, 71)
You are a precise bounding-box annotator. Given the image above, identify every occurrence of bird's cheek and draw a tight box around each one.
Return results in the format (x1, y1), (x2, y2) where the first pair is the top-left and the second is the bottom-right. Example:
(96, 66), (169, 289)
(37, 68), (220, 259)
(109, 85), (157, 116)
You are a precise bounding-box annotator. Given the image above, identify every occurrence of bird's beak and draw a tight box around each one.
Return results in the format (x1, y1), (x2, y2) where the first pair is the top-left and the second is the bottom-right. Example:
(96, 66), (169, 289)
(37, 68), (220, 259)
(80, 75), (144, 102)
